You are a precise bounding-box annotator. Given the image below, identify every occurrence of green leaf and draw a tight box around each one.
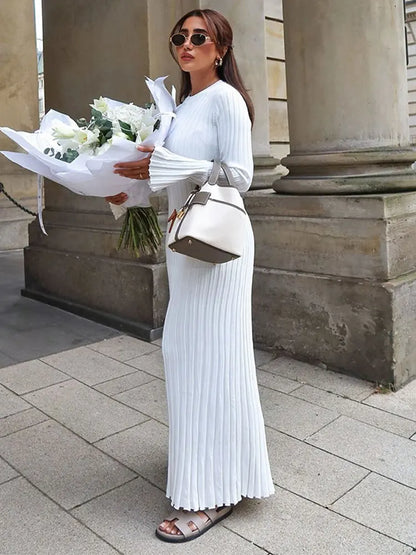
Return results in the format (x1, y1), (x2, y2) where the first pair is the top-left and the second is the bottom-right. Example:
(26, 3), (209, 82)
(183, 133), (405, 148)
(91, 108), (103, 120)
(118, 120), (131, 130)
(61, 148), (79, 163)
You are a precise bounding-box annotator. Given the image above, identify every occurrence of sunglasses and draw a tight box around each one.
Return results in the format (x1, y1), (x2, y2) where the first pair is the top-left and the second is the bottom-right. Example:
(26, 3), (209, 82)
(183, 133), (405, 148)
(170, 33), (213, 47)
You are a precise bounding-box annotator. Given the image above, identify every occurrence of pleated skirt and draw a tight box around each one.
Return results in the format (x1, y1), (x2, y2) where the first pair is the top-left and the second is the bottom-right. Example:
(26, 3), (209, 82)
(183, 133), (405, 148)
(162, 220), (275, 511)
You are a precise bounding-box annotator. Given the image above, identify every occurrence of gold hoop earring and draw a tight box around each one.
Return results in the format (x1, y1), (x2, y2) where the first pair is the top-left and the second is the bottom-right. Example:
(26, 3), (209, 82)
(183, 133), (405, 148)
(215, 57), (223, 67)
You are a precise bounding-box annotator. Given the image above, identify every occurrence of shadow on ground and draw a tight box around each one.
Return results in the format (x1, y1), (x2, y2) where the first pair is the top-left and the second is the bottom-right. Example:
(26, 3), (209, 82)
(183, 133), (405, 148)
(0, 250), (120, 367)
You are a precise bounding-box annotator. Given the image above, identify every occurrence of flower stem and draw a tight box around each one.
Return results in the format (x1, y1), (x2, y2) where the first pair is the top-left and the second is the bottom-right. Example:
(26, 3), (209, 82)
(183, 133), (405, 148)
(117, 207), (163, 257)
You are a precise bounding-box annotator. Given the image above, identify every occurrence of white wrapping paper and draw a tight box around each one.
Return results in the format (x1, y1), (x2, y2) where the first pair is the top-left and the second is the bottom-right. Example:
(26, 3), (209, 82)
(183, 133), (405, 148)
(0, 76), (176, 227)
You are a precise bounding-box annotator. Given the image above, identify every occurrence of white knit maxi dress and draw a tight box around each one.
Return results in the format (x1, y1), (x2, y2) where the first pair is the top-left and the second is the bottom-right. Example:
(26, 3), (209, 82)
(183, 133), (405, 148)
(148, 80), (275, 511)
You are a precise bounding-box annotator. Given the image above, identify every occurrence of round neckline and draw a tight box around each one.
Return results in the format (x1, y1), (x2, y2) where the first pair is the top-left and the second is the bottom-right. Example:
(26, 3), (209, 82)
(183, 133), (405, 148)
(187, 79), (222, 99)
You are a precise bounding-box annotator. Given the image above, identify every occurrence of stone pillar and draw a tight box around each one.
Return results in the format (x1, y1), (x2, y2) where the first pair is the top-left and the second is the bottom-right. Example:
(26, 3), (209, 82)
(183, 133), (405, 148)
(23, 0), (182, 340)
(247, 0), (416, 388)
(278, 0), (416, 194)
(201, 0), (280, 188)
(0, 0), (38, 250)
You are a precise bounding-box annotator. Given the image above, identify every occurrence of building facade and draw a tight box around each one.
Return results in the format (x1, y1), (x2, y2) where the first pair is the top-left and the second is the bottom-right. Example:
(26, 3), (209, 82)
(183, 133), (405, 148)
(2, 0), (416, 387)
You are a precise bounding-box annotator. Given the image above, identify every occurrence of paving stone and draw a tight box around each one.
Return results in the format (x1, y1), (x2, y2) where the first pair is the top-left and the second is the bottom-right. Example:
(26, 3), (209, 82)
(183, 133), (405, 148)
(72, 476), (265, 554)
(0, 477), (118, 554)
(23, 380), (149, 442)
(261, 356), (375, 400)
(259, 385), (338, 440)
(307, 416), (416, 489)
(257, 368), (303, 394)
(0, 325), (88, 362)
(225, 486), (411, 555)
(266, 427), (369, 506)
(0, 407), (49, 437)
(0, 351), (16, 369)
(40, 346), (136, 386)
(331, 473), (416, 548)
(254, 349), (276, 367)
(0, 384), (30, 418)
(126, 348), (165, 379)
(94, 370), (156, 396)
(0, 300), (81, 332)
(45, 312), (119, 342)
(114, 378), (168, 425)
(0, 359), (69, 394)
(293, 384), (416, 438)
(151, 337), (163, 346)
(0, 457), (18, 484)
(364, 380), (416, 422)
(88, 335), (159, 361)
(96, 420), (169, 489)
(0, 420), (136, 510)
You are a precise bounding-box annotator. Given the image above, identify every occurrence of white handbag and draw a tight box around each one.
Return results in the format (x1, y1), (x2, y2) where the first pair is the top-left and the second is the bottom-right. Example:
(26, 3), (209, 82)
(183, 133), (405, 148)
(167, 161), (248, 264)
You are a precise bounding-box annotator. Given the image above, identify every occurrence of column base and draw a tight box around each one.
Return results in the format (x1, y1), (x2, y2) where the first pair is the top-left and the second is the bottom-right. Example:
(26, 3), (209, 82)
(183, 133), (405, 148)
(277, 147), (416, 194)
(21, 288), (163, 341)
(0, 173), (37, 250)
(252, 155), (282, 189)
(23, 183), (168, 343)
(245, 189), (416, 388)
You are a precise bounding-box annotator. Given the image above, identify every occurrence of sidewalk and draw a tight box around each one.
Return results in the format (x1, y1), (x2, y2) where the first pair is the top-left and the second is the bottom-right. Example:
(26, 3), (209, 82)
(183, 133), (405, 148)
(0, 250), (415, 554)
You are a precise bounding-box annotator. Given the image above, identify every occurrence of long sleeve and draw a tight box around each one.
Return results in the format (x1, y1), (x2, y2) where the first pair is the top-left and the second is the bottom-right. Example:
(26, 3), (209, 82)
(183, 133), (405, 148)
(148, 83), (253, 193)
(214, 84), (253, 192)
(149, 146), (212, 192)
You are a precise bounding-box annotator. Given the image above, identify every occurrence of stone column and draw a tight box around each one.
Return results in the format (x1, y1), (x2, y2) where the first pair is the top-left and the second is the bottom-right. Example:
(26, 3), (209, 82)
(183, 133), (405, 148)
(245, 0), (416, 388)
(278, 0), (416, 193)
(23, 0), (181, 340)
(0, 0), (38, 249)
(201, 0), (280, 188)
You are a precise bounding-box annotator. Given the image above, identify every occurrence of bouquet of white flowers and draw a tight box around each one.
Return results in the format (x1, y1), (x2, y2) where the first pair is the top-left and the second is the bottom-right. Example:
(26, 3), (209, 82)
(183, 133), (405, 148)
(0, 76), (176, 256)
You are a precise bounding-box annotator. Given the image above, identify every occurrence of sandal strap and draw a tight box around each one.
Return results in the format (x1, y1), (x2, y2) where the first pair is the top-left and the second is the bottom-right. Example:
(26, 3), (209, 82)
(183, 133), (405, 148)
(173, 518), (194, 538)
(184, 511), (207, 531)
(164, 510), (207, 538)
(203, 506), (232, 522)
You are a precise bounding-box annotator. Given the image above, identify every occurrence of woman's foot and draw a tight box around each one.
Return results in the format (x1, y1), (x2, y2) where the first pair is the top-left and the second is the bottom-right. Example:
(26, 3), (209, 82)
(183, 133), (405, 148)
(159, 510), (208, 536)
(156, 506), (233, 543)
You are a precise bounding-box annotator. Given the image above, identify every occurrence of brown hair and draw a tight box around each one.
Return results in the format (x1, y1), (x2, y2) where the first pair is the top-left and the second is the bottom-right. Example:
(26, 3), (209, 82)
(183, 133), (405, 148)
(169, 9), (255, 125)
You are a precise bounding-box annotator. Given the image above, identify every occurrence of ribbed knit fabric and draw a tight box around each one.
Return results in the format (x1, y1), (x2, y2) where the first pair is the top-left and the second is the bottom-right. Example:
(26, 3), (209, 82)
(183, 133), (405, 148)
(149, 80), (275, 511)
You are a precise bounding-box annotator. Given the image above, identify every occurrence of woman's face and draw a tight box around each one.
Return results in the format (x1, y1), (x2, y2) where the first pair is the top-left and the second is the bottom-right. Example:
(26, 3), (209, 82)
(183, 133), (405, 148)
(173, 16), (220, 76)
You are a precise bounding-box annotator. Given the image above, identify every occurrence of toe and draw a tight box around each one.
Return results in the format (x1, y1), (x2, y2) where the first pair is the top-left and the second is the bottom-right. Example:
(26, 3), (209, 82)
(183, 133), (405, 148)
(159, 520), (168, 531)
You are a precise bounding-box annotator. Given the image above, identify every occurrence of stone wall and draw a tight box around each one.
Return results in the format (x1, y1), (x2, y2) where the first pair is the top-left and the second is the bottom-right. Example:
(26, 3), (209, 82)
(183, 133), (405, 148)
(264, 0), (289, 162)
(0, 0), (38, 250)
(406, 6), (416, 141)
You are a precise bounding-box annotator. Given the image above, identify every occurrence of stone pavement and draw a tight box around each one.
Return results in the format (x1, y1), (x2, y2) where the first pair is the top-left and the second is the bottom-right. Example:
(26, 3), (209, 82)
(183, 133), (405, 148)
(1, 251), (416, 554)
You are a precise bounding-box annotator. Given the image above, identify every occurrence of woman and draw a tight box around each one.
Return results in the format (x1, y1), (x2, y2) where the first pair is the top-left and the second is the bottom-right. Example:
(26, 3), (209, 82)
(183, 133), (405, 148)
(108, 8), (274, 543)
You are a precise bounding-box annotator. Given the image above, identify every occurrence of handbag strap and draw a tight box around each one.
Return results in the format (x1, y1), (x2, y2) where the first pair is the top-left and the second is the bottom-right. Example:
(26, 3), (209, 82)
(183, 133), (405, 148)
(207, 161), (234, 187)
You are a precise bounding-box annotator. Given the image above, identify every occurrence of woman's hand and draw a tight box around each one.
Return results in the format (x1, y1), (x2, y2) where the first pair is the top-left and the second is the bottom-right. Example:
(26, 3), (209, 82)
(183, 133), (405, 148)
(105, 192), (128, 205)
(113, 144), (154, 180)
(106, 145), (155, 205)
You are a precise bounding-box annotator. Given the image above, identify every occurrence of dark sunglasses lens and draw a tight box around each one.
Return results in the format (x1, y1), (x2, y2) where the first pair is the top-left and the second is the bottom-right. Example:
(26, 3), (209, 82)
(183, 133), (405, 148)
(171, 34), (185, 46)
(191, 34), (207, 46)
